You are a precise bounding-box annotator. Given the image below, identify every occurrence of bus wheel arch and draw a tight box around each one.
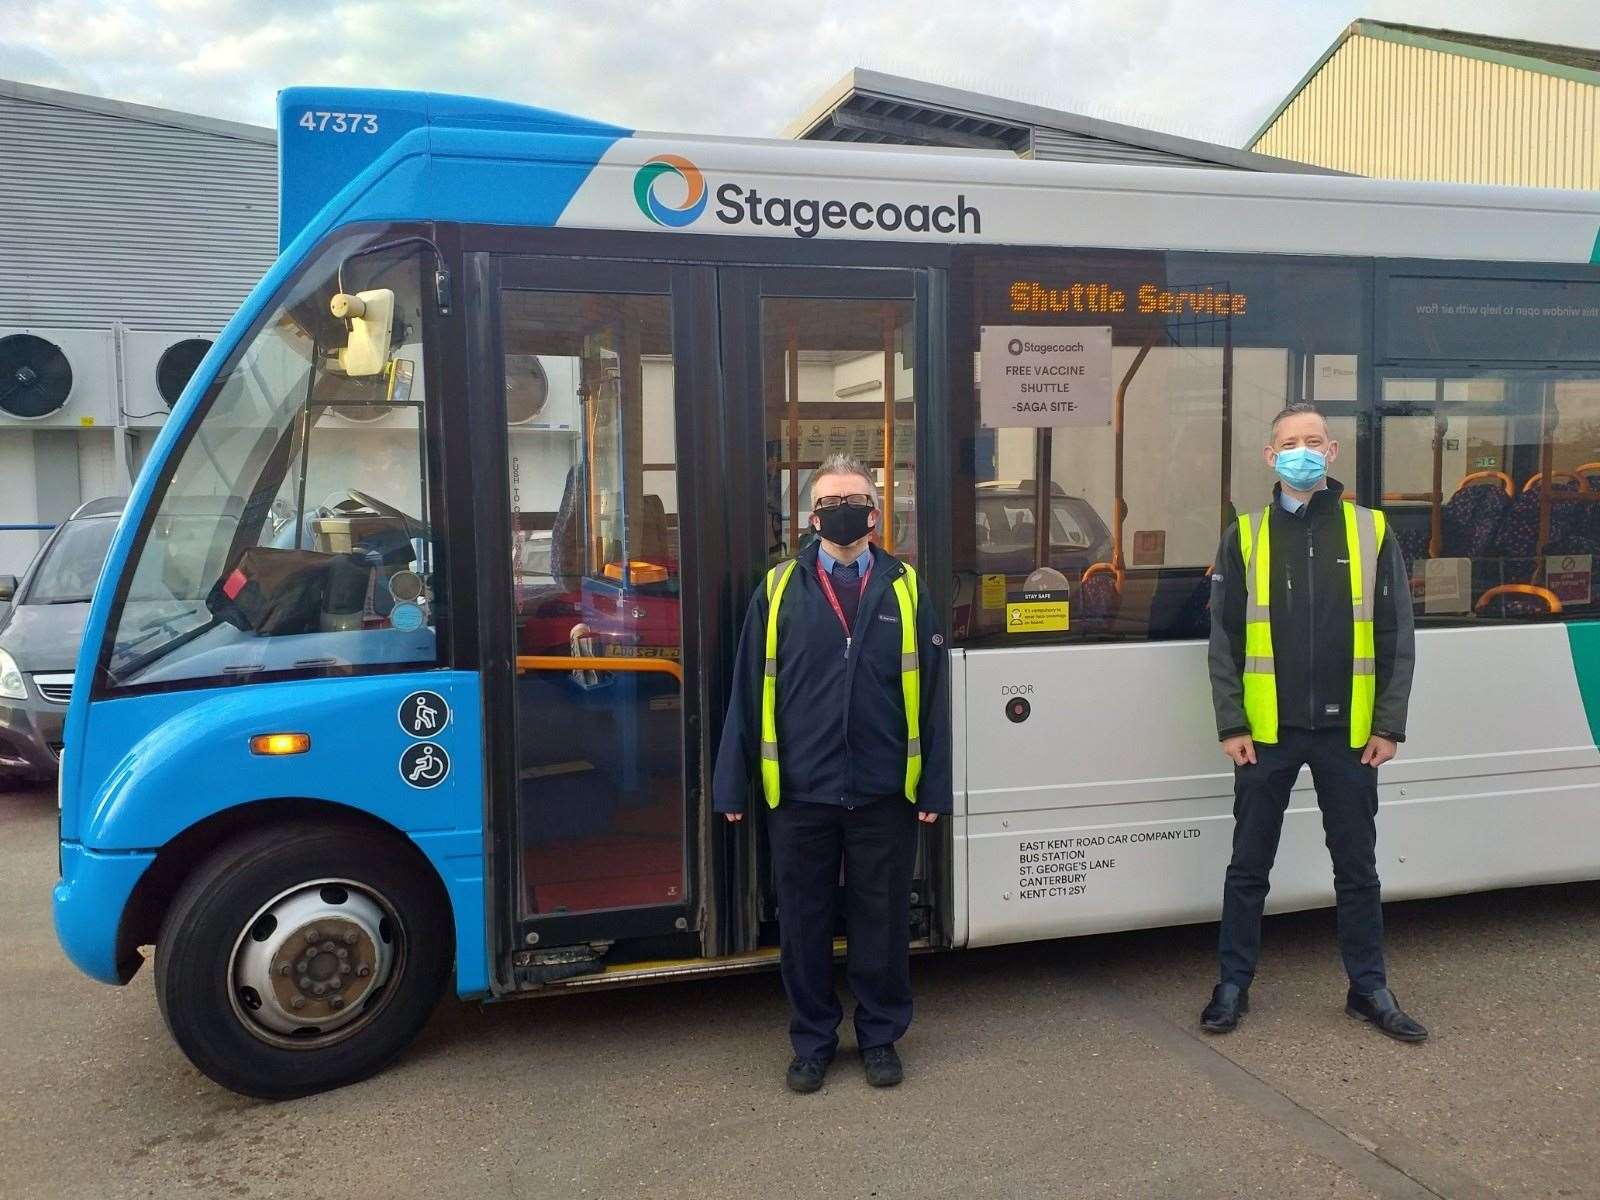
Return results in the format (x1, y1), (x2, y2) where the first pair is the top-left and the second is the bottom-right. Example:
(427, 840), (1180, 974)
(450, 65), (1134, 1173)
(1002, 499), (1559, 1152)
(119, 797), (452, 970)
(142, 805), (455, 1098)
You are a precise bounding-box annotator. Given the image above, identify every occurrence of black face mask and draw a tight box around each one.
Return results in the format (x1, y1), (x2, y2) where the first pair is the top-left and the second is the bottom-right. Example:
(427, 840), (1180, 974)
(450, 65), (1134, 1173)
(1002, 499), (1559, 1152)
(814, 504), (873, 546)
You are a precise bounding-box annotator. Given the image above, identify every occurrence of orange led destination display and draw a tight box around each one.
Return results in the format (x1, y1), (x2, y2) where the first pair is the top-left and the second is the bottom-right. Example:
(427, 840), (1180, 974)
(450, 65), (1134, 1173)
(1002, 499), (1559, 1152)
(1009, 280), (1247, 317)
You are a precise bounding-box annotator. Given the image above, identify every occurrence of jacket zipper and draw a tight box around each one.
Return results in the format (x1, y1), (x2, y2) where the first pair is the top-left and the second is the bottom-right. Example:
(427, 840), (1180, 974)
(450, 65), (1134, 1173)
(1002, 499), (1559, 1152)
(1306, 534), (1316, 728)
(839, 565), (893, 804)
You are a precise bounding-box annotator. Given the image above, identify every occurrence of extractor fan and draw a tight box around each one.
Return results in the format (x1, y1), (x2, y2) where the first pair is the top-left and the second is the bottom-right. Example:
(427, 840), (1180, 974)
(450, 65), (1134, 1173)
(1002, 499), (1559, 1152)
(0, 334), (73, 420)
(156, 338), (212, 408)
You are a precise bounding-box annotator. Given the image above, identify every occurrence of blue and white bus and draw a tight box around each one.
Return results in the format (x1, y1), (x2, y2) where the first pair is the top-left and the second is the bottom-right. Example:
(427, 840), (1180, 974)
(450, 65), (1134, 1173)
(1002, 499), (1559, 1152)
(51, 87), (1600, 1097)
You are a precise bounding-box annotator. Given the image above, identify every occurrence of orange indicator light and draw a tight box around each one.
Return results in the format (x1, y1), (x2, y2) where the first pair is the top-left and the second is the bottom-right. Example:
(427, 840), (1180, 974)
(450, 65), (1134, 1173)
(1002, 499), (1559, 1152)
(250, 732), (311, 756)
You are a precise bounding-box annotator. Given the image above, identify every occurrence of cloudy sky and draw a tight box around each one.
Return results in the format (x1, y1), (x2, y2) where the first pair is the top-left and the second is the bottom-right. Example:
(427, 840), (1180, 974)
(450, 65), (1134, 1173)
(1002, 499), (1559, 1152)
(2, 0), (1596, 146)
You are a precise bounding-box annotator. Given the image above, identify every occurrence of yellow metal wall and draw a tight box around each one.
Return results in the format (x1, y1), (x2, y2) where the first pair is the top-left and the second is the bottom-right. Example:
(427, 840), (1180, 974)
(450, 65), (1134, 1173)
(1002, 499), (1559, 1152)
(1252, 33), (1600, 189)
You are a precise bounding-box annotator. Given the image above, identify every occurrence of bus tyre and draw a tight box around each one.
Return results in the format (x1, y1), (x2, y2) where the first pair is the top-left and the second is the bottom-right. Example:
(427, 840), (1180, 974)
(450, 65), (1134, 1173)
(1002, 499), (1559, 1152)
(154, 822), (453, 1100)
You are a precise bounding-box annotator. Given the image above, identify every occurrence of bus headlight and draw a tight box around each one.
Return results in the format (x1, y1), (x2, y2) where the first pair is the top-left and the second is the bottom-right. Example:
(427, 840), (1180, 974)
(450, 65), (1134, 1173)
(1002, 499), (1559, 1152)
(0, 649), (26, 700)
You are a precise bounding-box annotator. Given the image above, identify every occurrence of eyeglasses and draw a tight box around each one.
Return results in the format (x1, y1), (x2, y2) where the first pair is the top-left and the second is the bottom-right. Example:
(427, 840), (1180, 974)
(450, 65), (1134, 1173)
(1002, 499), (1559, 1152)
(813, 494), (873, 511)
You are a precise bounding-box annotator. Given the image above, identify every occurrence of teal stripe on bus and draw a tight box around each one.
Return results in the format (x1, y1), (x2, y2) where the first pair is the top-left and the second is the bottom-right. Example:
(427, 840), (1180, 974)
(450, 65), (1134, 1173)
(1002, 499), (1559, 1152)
(1565, 623), (1600, 746)
(1593, 226), (1600, 264)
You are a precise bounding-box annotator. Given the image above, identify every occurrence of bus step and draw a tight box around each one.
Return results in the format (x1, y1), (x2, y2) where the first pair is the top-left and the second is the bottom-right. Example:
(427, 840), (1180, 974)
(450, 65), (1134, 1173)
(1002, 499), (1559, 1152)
(512, 944), (607, 987)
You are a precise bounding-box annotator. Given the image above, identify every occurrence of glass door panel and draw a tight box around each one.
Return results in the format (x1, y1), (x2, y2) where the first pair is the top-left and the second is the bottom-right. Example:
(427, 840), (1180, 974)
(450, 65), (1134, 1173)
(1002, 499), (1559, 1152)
(760, 297), (917, 563)
(500, 286), (686, 923)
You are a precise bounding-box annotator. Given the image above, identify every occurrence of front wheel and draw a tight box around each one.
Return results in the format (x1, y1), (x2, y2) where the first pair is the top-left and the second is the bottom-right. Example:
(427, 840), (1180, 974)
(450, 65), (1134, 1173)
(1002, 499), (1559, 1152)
(155, 822), (453, 1099)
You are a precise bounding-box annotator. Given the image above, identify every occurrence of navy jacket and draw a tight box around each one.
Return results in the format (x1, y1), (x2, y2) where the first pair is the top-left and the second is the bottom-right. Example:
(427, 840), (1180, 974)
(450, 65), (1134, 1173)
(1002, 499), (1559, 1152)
(713, 543), (953, 814)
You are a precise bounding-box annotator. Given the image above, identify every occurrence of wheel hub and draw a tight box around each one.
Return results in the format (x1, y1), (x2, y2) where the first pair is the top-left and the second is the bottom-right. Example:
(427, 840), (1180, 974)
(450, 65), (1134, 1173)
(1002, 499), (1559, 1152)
(231, 883), (398, 1042)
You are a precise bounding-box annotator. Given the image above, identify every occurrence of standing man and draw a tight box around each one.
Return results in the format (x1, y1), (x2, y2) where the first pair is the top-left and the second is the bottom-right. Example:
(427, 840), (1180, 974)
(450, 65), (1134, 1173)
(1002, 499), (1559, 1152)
(714, 453), (951, 1093)
(1203, 404), (1427, 1042)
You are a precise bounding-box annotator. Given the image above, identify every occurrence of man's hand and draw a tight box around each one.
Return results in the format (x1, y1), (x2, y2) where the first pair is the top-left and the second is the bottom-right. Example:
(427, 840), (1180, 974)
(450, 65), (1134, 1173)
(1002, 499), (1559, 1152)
(1221, 734), (1257, 766)
(917, 812), (939, 824)
(724, 812), (743, 823)
(1360, 736), (1398, 767)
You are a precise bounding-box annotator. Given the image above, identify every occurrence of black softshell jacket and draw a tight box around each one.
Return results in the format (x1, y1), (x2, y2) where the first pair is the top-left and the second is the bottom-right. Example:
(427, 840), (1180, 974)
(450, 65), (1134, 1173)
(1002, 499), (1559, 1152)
(1209, 479), (1416, 743)
(712, 544), (953, 814)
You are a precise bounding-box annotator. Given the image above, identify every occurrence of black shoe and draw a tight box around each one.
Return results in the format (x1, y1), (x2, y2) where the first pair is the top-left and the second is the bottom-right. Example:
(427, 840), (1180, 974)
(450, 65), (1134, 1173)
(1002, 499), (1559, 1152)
(861, 1043), (904, 1087)
(1200, 983), (1249, 1033)
(785, 1055), (832, 1093)
(1345, 987), (1429, 1043)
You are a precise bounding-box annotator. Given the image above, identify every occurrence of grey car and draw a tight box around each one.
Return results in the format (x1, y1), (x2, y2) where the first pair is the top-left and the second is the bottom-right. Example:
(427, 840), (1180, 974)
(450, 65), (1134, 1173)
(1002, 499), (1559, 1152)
(0, 497), (124, 782)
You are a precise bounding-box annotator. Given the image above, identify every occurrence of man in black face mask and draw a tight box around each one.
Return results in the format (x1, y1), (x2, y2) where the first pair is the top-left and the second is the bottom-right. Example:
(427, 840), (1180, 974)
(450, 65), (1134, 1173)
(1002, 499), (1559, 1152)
(713, 453), (951, 1093)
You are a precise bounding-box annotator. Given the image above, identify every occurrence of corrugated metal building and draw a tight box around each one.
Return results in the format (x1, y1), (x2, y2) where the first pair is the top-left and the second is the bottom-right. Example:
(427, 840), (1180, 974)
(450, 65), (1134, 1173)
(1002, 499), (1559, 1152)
(0, 80), (277, 575)
(1248, 20), (1600, 189)
(786, 68), (1335, 173)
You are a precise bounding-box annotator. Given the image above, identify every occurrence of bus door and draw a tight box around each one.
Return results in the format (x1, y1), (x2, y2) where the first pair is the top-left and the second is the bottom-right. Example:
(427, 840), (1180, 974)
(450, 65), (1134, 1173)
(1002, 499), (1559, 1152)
(476, 256), (722, 984)
(715, 265), (938, 952)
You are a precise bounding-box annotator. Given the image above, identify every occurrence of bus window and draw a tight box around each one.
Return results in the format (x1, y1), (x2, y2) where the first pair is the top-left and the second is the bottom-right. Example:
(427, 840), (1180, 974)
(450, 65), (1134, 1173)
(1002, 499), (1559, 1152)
(760, 297), (916, 561)
(1380, 372), (1600, 620)
(101, 233), (442, 691)
(958, 249), (1365, 644)
(500, 289), (686, 921)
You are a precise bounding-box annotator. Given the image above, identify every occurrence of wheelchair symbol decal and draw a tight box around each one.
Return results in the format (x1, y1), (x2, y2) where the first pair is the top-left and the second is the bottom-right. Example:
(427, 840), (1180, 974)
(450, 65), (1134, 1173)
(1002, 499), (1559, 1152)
(399, 690), (450, 737)
(399, 741), (451, 789)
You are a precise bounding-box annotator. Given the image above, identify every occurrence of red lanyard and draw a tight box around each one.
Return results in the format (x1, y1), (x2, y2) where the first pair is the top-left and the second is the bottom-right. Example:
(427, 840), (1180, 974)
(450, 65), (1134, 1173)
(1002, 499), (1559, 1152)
(816, 557), (871, 647)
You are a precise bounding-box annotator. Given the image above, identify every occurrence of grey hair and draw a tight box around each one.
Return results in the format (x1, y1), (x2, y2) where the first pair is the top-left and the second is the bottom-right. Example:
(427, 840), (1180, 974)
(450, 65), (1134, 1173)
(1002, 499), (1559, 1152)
(811, 452), (880, 508)
(1269, 402), (1328, 437)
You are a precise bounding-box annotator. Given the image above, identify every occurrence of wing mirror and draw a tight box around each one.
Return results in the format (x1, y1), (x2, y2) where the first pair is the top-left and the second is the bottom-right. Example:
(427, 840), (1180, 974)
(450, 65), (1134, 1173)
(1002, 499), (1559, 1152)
(329, 289), (395, 377)
(0, 576), (16, 602)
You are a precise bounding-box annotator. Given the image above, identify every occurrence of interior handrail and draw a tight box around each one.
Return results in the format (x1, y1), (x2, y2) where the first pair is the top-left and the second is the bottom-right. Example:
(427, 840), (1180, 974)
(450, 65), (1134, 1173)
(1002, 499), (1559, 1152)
(517, 654), (683, 683)
(1474, 584), (1563, 615)
(1454, 470), (1513, 498)
(1521, 470), (1586, 494)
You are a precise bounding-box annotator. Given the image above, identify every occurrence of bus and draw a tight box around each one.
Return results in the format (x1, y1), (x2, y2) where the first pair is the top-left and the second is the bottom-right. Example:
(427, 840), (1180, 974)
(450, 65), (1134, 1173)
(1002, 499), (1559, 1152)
(51, 86), (1600, 1098)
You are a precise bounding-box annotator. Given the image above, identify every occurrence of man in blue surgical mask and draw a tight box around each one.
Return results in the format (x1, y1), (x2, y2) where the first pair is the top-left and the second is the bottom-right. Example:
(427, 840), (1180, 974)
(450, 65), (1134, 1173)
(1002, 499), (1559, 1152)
(1202, 404), (1424, 1042)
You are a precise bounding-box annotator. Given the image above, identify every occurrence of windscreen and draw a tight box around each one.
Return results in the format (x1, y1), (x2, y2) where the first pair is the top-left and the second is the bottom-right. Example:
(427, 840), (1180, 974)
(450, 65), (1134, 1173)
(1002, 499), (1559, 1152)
(101, 228), (444, 691)
(25, 518), (118, 605)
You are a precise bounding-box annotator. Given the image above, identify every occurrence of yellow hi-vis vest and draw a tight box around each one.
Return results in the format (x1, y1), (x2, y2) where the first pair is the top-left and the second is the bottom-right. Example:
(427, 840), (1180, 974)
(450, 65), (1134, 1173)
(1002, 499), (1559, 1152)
(759, 557), (923, 808)
(1237, 502), (1387, 750)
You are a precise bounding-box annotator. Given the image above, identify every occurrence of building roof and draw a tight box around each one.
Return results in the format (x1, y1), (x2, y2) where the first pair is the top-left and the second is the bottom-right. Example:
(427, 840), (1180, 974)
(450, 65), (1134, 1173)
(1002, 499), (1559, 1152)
(1248, 19), (1600, 149)
(0, 77), (274, 144)
(786, 68), (1334, 173)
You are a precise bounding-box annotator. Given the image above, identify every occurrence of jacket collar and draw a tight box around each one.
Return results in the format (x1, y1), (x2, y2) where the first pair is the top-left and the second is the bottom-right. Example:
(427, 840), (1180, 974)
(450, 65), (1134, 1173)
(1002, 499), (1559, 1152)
(1271, 476), (1347, 517)
(796, 539), (907, 617)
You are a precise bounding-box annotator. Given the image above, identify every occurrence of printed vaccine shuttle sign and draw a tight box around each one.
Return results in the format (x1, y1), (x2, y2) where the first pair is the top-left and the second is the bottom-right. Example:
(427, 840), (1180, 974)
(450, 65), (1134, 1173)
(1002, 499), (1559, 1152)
(980, 326), (1113, 428)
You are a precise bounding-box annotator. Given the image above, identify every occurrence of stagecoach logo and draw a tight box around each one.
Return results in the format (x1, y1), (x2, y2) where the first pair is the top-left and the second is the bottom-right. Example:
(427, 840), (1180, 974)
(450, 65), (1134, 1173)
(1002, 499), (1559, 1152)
(630, 152), (983, 239)
(633, 154), (708, 227)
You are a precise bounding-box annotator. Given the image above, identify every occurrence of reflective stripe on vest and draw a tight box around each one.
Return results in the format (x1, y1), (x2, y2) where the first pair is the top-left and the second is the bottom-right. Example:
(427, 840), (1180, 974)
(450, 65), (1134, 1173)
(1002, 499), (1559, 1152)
(759, 558), (922, 808)
(1237, 502), (1387, 750)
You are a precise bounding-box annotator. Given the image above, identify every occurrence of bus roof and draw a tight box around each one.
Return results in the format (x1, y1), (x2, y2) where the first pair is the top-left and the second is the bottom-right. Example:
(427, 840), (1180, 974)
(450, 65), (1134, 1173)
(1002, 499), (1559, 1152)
(278, 87), (1600, 267)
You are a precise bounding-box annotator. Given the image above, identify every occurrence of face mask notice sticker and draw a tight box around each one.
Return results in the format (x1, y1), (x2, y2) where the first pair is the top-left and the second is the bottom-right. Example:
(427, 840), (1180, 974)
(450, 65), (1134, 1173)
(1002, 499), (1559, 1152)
(1006, 588), (1070, 633)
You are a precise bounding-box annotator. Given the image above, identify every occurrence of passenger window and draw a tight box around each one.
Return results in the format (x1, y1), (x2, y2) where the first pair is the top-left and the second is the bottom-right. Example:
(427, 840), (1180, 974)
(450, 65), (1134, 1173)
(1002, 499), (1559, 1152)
(761, 297), (916, 562)
(103, 232), (443, 691)
(1381, 373), (1600, 621)
(956, 250), (1365, 644)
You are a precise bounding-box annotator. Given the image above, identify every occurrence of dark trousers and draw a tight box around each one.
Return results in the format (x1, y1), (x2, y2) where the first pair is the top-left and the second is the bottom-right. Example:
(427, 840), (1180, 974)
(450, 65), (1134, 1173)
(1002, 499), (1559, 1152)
(1218, 727), (1387, 993)
(766, 796), (919, 1060)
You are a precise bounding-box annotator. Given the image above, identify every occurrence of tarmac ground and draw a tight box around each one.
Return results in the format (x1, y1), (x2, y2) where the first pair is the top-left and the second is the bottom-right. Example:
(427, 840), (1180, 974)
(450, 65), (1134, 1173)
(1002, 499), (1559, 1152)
(3, 779), (1596, 1200)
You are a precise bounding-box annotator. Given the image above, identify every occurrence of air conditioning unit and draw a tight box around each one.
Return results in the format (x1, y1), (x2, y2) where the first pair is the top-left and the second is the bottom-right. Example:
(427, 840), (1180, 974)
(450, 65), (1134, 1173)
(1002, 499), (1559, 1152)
(507, 354), (580, 429)
(120, 331), (214, 429)
(0, 328), (116, 428)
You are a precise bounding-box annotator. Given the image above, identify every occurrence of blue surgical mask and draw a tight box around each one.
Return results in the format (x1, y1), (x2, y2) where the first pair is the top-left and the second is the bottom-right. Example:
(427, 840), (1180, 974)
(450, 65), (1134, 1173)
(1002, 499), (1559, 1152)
(1273, 446), (1327, 491)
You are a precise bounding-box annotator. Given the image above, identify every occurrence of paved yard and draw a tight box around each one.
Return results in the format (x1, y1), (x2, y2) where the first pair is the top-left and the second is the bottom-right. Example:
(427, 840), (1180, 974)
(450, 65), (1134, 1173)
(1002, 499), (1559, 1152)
(2, 781), (1596, 1199)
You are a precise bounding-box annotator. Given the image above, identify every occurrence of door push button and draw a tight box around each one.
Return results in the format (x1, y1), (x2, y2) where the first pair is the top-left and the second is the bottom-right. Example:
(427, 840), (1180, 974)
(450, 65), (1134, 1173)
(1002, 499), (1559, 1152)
(1005, 696), (1031, 723)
